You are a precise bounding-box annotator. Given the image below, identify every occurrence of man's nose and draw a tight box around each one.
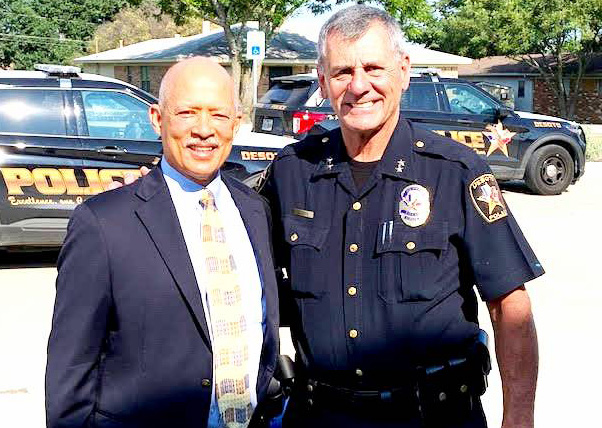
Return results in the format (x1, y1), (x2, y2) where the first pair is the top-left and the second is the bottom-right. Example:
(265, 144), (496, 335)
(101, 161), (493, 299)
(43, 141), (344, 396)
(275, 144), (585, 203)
(190, 113), (213, 138)
(348, 69), (371, 95)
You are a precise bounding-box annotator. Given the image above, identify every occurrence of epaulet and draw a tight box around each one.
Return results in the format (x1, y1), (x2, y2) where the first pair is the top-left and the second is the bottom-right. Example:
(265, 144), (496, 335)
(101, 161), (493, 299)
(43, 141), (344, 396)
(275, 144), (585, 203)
(410, 123), (486, 171)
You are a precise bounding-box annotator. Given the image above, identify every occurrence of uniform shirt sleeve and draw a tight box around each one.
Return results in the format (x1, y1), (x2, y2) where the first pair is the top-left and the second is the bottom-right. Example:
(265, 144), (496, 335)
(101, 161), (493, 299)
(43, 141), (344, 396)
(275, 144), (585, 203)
(461, 163), (544, 301)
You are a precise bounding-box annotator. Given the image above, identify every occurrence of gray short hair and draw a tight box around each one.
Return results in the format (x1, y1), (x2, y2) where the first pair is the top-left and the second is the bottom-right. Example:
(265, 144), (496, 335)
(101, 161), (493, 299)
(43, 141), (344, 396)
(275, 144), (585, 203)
(317, 5), (405, 70)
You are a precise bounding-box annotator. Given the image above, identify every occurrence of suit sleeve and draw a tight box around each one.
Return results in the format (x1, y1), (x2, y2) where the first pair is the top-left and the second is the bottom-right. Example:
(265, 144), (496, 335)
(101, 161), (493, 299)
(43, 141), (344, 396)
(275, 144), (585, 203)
(46, 203), (112, 428)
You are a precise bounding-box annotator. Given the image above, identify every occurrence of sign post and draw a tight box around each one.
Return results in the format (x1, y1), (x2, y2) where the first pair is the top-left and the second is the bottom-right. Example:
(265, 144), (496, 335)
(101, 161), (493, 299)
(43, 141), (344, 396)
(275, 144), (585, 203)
(246, 30), (265, 106)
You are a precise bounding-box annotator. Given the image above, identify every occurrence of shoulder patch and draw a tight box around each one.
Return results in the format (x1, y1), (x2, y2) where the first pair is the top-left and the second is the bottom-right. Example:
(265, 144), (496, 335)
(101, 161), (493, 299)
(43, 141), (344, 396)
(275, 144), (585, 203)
(469, 174), (508, 223)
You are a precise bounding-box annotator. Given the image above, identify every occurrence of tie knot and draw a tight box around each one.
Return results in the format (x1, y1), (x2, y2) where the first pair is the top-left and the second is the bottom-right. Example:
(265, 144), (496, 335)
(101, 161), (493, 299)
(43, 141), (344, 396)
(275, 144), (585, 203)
(199, 188), (216, 210)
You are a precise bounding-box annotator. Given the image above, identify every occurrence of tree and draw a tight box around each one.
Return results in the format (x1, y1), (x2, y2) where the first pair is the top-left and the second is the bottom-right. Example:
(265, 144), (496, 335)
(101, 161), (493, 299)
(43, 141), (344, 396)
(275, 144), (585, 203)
(0, 0), (139, 69)
(91, 0), (207, 52)
(417, 0), (602, 119)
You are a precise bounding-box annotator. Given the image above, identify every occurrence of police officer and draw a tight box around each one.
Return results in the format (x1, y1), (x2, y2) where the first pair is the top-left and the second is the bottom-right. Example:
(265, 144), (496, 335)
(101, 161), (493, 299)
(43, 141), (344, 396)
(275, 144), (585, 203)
(261, 5), (542, 428)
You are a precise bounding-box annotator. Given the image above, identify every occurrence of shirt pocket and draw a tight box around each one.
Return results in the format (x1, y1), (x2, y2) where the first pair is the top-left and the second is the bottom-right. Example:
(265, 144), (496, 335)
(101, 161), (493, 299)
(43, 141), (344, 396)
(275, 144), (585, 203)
(375, 220), (449, 302)
(283, 214), (329, 299)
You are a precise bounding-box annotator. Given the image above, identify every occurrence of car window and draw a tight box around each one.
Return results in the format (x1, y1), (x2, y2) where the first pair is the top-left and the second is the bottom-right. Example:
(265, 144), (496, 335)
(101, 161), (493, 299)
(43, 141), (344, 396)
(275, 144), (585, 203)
(0, 89), (67, 135)
(80, 91), (158, 140)
(443, 83), (498, 115)
(259, 82), (314, 106)
(401, 83), (441, 111)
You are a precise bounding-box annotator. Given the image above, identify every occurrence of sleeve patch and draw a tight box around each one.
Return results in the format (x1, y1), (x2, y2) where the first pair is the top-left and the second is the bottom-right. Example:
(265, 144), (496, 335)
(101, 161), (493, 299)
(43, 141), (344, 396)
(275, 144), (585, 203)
(469, 174), (508, 223)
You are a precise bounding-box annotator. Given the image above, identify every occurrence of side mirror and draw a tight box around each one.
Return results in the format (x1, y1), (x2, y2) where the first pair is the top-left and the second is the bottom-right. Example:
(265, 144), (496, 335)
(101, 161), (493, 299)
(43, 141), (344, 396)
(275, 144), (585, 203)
(496, 107), (513, 120)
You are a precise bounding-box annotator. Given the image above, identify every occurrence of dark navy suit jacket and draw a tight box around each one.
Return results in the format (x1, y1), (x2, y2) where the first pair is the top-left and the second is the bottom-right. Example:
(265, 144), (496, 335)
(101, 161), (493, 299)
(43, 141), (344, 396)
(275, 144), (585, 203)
(46, 166), (279, 428)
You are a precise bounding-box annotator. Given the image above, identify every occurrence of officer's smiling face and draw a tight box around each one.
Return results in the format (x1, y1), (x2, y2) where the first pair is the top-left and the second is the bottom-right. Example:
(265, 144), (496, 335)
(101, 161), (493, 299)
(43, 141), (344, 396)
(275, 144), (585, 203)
(318, 23), (411, 137)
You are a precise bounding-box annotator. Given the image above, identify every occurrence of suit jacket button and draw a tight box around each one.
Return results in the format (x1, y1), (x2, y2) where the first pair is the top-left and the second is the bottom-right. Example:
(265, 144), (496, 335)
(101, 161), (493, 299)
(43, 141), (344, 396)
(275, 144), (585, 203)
(201, 378), (211, 387)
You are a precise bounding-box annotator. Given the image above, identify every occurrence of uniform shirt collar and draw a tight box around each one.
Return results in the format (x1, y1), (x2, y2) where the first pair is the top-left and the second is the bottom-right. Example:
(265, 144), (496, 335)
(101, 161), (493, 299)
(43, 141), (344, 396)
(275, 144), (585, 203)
(161, 157), (223, 204)
(312, 117), (420, 182)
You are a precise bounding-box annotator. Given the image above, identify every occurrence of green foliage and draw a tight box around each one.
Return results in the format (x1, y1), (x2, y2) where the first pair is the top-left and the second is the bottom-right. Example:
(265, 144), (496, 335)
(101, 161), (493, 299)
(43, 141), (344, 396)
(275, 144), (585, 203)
(91, 0), (206, 52)
(0, 0), (138, 69)
(417, 0), (602, 119)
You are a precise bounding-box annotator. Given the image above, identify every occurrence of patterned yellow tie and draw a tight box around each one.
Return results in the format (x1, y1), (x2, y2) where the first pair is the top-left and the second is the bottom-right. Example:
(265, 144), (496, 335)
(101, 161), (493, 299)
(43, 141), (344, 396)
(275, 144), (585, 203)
(200, 188), (252, 428)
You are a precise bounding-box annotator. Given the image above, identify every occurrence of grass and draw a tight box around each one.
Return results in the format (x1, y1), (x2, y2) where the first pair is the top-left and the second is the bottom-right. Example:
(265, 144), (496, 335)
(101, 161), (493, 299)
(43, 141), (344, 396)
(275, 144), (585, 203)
(582, 124), (602, 161)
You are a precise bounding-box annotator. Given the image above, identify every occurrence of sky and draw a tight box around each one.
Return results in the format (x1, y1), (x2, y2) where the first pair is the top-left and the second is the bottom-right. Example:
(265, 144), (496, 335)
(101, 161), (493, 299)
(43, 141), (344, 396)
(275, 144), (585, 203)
(280, 3), (359, 42)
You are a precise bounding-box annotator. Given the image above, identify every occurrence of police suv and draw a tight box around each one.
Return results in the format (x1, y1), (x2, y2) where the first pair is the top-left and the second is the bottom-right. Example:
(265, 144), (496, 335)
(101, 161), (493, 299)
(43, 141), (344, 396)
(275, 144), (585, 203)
(0, 65), (276, 248)
(253, 72), (587, 196)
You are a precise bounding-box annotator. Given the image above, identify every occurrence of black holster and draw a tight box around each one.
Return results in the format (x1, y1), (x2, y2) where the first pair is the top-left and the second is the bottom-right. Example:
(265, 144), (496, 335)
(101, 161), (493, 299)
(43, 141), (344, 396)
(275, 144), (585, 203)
(416, 330), (491, 427)
(253, 355), (295, 426)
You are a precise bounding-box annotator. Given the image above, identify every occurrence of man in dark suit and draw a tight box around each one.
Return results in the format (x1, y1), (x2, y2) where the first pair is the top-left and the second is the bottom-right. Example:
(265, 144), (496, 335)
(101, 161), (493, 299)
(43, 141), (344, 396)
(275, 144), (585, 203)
(45, 57), (279, 428)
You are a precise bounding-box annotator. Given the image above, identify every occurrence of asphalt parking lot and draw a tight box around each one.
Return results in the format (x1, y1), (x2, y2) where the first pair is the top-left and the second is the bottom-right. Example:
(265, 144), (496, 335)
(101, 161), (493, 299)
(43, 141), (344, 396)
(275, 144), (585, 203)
(1, 163), (601, 427)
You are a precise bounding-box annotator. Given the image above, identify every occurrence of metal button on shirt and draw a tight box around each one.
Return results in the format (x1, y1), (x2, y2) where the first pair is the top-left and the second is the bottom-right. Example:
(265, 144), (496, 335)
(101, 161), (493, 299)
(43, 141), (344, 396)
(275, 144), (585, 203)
(349, 243), (359, 253)
(347, 286), (357, 296)
(290, 233), (298, 242)
(406, 241), (416, 250)
(349, 329), (358, 339)
(415, 140), (425, 148)
(352, 201), (362, 211)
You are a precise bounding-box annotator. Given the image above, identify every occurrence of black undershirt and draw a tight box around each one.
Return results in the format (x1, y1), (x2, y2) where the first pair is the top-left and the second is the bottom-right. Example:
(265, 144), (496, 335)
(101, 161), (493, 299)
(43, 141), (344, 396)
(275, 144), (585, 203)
(348, 158), (380, 191)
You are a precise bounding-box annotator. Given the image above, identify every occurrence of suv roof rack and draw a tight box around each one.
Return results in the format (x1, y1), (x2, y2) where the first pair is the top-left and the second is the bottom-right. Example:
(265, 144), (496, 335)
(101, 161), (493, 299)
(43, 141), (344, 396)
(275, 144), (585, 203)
(34, 64), (81, 77)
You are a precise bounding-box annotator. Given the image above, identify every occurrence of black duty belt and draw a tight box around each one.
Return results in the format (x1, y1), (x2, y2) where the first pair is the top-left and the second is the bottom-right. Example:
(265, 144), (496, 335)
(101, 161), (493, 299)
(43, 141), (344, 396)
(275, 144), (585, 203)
(296, 378), (420, 414)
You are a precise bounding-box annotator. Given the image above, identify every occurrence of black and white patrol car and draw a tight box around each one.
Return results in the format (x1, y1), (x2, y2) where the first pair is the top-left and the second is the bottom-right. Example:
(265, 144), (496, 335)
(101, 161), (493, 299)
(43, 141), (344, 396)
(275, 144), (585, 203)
(252, 72), (587, 196)
(0, 65), (277, 248)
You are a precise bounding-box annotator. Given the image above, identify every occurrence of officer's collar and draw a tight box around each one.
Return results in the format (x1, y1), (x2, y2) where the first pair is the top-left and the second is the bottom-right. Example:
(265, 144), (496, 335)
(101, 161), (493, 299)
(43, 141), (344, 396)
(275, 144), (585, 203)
(311, 130), (348, 178)
(311, 118), (425, 182)
(377, 118), (419, 182)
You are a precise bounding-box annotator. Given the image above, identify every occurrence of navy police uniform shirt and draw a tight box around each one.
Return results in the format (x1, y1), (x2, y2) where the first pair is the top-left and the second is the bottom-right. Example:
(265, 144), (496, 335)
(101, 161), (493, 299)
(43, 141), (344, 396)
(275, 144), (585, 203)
(262, 118), (544, 387)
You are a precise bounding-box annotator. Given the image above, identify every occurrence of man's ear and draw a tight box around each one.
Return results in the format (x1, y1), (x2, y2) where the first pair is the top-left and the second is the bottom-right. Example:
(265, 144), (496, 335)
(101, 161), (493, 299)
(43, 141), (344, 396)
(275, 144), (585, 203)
(318, 67), (328, 100)
(149, 104), (162, 136)
(399, 53), (412, 91)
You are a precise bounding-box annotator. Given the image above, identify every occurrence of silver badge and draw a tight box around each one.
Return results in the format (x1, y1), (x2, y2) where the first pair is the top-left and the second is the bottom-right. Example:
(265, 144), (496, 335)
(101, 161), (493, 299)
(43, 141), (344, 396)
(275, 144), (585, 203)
(399, 184), (430, 227)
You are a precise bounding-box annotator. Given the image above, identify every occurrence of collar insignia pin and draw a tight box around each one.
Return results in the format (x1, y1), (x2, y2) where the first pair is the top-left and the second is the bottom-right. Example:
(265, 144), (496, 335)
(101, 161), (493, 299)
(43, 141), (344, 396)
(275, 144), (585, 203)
(396, 159), (406, 173)
(325, 157), (334, 170)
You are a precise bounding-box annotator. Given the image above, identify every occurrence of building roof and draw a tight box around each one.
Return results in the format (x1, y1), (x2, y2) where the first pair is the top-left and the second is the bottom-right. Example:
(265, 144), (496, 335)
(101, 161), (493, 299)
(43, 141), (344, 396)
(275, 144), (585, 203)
(459, 54), (602, 77)
(75, 28), (317, 65)
(75, 27), (472, 67)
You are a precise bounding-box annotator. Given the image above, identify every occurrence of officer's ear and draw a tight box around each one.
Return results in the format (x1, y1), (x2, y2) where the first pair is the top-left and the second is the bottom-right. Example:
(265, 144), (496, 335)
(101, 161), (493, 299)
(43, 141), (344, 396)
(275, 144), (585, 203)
(317, 64), (329, 100)
(399, 52), (411, 91)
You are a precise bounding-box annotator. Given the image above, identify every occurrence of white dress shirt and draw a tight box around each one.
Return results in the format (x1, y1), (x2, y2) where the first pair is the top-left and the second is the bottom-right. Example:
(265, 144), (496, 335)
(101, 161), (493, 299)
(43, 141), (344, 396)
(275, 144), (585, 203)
(162, 159), (264, 427)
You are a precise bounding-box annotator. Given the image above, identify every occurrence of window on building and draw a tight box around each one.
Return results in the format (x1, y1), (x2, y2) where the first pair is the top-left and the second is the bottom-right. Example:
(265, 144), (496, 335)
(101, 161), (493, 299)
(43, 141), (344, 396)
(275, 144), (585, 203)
(140, 66), (150, 92)
(126, 66), (133, 84)
(598, 80), (602, 97)
(268, 67), (293, 87)
(518, 80), (525, 98)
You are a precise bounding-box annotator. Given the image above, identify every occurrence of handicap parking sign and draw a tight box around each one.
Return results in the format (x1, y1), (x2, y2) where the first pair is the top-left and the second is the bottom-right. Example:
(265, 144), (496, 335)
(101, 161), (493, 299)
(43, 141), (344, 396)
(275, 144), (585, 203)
(246, 31), (265, 59)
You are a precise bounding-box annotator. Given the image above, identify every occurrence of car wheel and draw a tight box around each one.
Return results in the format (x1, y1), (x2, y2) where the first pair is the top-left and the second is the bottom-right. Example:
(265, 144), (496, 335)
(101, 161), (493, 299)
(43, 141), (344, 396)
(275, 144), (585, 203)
(525, 144), (574, 195)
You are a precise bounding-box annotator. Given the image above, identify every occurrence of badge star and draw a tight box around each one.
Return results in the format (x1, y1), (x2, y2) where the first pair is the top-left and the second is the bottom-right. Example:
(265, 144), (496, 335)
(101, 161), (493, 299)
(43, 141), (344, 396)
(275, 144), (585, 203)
(483, 121), (516, 157)
(477, 182), (504, 214)
(396, 159), (406, 173)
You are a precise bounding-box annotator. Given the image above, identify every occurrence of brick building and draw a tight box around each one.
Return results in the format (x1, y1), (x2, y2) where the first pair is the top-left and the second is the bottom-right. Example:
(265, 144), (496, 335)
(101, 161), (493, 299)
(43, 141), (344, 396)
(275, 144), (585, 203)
(459, 55), (602, 124)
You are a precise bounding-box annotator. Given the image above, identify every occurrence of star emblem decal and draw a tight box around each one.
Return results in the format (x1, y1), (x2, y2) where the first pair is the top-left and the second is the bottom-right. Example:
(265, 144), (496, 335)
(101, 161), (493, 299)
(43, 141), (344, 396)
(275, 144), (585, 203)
(483, 121), (516, 157)
(477, 182), (504, 215)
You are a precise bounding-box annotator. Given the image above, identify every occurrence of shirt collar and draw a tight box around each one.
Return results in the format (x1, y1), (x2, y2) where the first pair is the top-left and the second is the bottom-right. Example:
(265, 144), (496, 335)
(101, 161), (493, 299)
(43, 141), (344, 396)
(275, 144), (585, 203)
(311, 118), (420, 182)
(161, 157), (223, 204)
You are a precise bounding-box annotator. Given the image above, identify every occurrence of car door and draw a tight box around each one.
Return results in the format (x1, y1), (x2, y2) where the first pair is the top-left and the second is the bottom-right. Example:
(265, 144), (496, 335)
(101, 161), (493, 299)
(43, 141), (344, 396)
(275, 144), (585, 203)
(0, 87), (86, 243)
(73, 89), (162, 191)
(436, 82), (523, 170)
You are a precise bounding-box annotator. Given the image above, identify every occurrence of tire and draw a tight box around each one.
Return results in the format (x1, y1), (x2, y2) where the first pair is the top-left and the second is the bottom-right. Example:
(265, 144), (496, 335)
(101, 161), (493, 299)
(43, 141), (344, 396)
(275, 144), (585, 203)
(525, 144), (574, 195)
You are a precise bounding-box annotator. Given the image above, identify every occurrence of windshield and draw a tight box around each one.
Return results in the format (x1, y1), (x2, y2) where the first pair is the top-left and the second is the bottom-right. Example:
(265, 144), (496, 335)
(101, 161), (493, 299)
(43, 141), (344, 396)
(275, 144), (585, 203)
(259, 81), (314, 106)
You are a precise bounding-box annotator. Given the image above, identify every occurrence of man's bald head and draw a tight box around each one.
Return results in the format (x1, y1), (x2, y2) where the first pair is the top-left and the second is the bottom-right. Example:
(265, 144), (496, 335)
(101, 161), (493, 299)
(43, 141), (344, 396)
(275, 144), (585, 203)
(149, 56), (243, 185)
(158, 57), (239, 112)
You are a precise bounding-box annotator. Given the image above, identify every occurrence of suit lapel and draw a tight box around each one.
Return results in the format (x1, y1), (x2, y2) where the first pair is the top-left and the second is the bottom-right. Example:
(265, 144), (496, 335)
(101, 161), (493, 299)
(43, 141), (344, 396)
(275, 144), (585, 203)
(134, 167), (212, 350)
